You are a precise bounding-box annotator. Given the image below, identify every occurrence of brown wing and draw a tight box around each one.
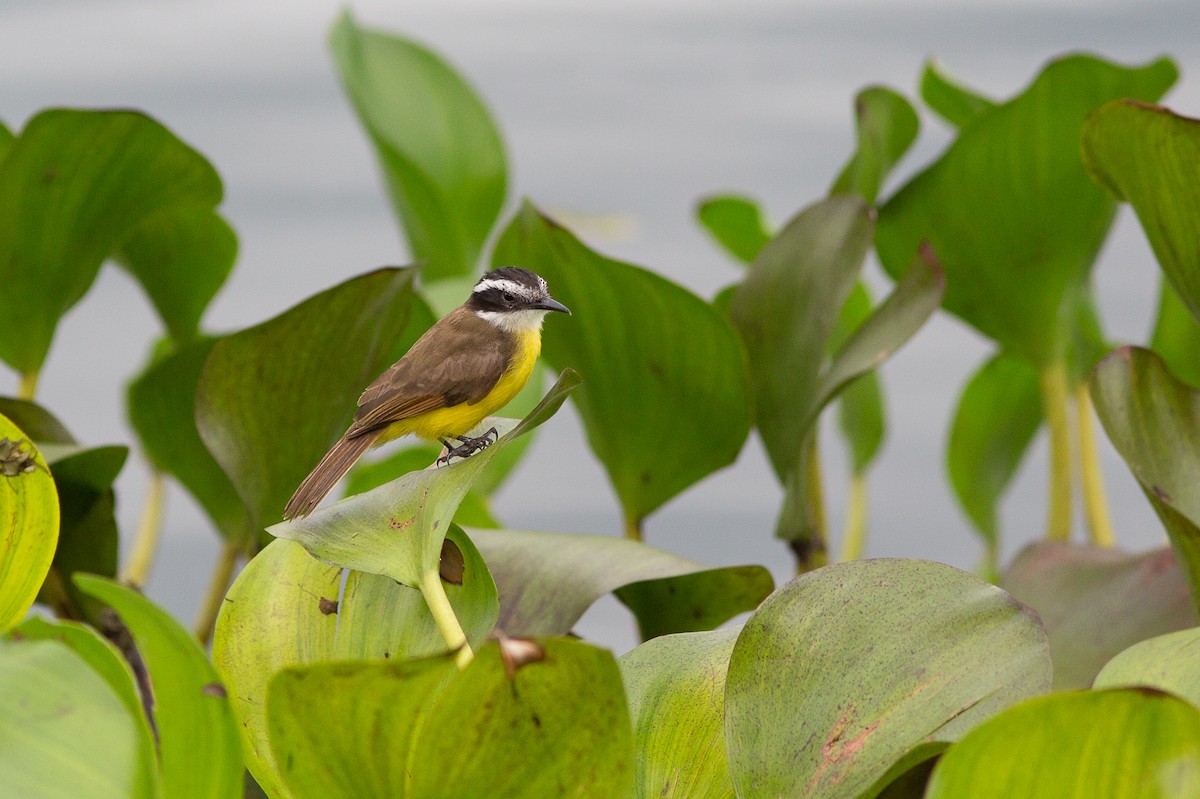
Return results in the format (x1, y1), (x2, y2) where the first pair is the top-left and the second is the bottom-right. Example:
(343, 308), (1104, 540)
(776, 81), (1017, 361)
(347, 308), (512, 438)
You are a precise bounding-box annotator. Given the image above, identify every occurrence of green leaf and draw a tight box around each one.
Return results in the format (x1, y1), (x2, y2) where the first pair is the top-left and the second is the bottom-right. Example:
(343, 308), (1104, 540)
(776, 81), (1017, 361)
(115, 207), (237, 343)
(0, 396), (75, 443)
(0, 637), (160, 799)
(1096, 627), (1200, 709)
(468, 527), (772, 638)
(268, 638), (634, 798)
(830, 85), (920, 204)
(196, 267), (416, 542)
(1083, 100), (1200, 322)
(1152, 279), (1200, 388)
(619, 628), (740, 799)
(128, 337), (248, 541)
(832, 283), (886, 475)
(0, 108), (223, 374)
(1091, 346), (1200, 605)
(947, 353), (1043, 544)
(696, 195), (771, 264)
(877, 54), (1177, 365)
(0, 413), (58, 631)
(74, 575), (242, 799)
(918, 60), (996, 129)
(924, 689), (1200, 798)
(1001, 542), (1197, 690)
(494, 202), (752, 528)
(329, 12), (506, 281)
(268, 371), (578, 586)
(724, 559), (1050, 799)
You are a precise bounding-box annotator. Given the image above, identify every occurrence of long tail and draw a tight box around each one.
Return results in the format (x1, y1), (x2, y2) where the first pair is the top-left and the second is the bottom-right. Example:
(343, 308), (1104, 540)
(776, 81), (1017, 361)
(283, 430), (380, 519)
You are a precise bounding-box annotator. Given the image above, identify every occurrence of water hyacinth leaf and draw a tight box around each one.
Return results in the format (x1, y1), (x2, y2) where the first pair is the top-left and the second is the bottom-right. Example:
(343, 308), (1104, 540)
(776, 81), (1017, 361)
(0, 397), (74, 444)
(1000, 542), (1196, 690)
(468, 527), (772, 637)
(947, 353), (1042, 546)
(919, 60), (997, 129)
(924, 689), (1200, 798)
(1151, 279), (1200, 389)
(618, 628), (740, 799)
(0, 108), (222, 375)
(1091, 347), (1200, 603)
(332, 524), (498, 660)
(128, 337), (249, 541)
(0, 413), (58, 631)
(269, 370), (578, 587)
(830, 85), (920, 204)
(832, 282), (886, 475)
(696, 194), (771, 264)
(115, 207), (237, 343)
(494, 202), (752, 529)
(730, 194), (873, 481)
(725, 559), (1051, 799)
(212, 539), (342, 799)
(196, 268), (417, 542)
(0, 121), (12, 152)
(877, 54), (1177, 365)
(1083, 100), (1200, 321)
(0, 637), (160, 799)
(1095, 627), (1200, 708)
(330, 12), (506, 281)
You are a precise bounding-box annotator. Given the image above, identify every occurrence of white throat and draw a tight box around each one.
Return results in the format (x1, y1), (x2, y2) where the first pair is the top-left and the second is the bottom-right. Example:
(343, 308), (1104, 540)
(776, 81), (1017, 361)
(474, 308), (549, 333)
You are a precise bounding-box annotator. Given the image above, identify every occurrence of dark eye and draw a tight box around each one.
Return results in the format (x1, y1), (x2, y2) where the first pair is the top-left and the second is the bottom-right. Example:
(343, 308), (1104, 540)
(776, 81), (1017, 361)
(502, 291), (515, 303)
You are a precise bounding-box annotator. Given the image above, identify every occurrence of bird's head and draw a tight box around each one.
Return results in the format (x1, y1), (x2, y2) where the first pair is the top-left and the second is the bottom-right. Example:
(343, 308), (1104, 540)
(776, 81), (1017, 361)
(467, 267), (571, 332)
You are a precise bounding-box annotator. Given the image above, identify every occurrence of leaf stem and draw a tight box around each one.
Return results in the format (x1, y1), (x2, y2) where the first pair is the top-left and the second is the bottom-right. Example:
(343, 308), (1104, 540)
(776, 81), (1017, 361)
(1076, 383), (1115, 548)
(623, 514), (643, 542)
(17, 369), (38, 400)
(418, 566), (473, 668)
(1039, 360), (1073, 542)
(121, 470), (167, 588)
(838, 473), (868, 561)
(193, 542), (240, 645)
(799, 435), (829, 573)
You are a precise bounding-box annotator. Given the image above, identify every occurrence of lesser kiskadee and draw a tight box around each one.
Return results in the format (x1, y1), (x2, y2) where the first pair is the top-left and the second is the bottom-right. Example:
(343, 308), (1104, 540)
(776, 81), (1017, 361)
(283, 267), (570, 519)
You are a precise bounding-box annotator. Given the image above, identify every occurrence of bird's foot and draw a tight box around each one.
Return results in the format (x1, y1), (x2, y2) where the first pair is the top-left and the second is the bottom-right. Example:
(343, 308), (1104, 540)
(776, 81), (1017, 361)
(436, 428), (499, 466)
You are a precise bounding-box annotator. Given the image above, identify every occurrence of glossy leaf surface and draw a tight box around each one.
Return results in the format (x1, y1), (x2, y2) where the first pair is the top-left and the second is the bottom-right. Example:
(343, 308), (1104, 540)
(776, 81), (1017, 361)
(1095, 627), (1200, 709)
(0, 413), (58, 631)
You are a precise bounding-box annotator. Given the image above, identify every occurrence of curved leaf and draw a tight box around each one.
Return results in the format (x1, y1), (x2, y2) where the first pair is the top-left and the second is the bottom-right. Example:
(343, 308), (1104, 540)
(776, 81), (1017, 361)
(877, 54), (1177, 364)
(919, 60), (996, 129)
(1001, 542), (1196, 690)
(0, 413), (58, 631)
(619, 628), (740, 799)
(725, 559), (1051, 799)
(0, 108), (222, 374)
(1091, 346), (1200, 604)
(832, 283), (886, 475)
(196, 267), (416, 542)
(1083, 100), (1200, 322)
(830, 85), (920, 204)
(468, 527), (772, 638)
(925, 689), (1200, 798)
(494, 202), (752, 528)
(696, 195), (771, 264)
(330, 12), (506, 280)
(1095, 627), (1200, 708)
(1151, 279), (1200, 388)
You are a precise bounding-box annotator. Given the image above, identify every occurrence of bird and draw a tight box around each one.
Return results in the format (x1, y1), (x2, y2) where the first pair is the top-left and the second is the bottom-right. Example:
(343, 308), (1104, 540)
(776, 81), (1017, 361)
(283, 266), (570, 519)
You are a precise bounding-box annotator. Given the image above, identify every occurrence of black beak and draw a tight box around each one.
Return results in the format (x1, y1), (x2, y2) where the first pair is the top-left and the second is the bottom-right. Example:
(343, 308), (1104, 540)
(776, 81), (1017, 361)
(535, 297), (571, 315)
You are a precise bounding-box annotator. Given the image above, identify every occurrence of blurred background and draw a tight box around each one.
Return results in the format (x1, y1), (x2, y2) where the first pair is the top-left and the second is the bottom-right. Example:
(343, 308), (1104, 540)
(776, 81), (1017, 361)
(2, 0), (1199, 651)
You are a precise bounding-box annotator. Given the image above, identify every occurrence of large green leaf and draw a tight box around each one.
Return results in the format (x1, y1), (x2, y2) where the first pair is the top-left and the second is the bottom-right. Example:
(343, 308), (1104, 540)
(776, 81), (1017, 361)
(619, 628), (740, 799)
(1091, 346), (1200, 605)
(925, 689), (1200, 798)
(877, 54), (1177, 364)
(494, 202), (752, 529)
(0, 413), (58, 630)
(829, 85), (920, 204)
(918, 60), (996, 129)
(946, 353), (1043, 546)
(724, 559), (1050, 799)
(0, 637), (160, 799)
(0, 109), (222, 374)
(128, 337), (248, 541)
(468, 527), (772, 638)
(268, 638), (634, 798)
(1001, 542), (1196, 690)
(1083, 100), (1200, 321)
(196, 268), (416, 542)
(329, 12), (506, 281)
(1095, 627), (1200, 708)
(1151, 279), (1200, 389)
(268, 371), (577, 587)
(76, 575), (242, 799)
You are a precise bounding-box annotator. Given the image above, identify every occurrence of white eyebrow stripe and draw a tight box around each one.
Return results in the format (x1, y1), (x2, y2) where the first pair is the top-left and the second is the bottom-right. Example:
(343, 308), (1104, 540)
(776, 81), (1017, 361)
(473, 278), (535, 296)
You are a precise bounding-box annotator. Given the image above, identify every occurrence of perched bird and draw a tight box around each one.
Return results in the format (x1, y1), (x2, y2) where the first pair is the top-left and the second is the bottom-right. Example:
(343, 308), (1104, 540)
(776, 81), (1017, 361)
(283, 266), (570, 519)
